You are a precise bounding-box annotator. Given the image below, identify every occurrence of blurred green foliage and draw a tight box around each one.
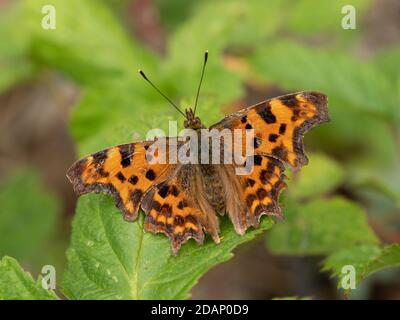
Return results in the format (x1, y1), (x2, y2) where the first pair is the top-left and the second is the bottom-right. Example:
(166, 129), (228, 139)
(0, 0), (399, 299)
(287, 153), (345, 200)
(0, 256), (58, 299)
(0, 168), (60, 260)
(323, 244), (400, 294)
(267, 197), (379, 255)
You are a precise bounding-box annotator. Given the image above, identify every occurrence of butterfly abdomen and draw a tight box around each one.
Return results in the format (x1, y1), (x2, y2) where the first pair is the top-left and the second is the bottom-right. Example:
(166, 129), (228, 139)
(199, 164), (226, 213)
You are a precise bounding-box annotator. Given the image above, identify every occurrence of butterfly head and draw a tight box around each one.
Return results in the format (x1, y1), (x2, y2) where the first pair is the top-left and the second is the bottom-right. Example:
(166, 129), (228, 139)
(184, 108), (204, 130)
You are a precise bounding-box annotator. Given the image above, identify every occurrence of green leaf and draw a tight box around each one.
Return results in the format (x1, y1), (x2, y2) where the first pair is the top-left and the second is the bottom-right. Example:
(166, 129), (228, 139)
(348, 168), (400, 208)
(285, 0), (371, 36)
(69, 80), (166, 156)
(167, 0), (283, 56)
(322, 245), (381, 284)
(323, 244), (400, 291)
(373, 47), (400, 83)
(0, 2), (35, 93)
(155, 0), (203, 33)
(0, 168), (60, 260)
(62, 194), (274, 299)
(288, 153), (345, 200)
(0, 256), (58, 300)
(23, 0), (155, 85)
(266, 197), (378, 255)
(361, 244), (400, 279)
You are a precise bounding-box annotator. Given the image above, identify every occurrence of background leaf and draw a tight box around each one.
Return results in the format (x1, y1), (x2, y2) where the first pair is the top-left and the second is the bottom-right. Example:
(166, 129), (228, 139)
(361, 244), (400, 278)
(287, 153), (345, 200)
(373, 47), (400, 83)
(0, 256), (58, 300)
(0, 168), (60, 260)
(24, 0), (155, 85)
(285, 0), (371, 36)
(0, 2), (34, 93)
(323, 244), (400, 291)
(266, 197), (379, 255)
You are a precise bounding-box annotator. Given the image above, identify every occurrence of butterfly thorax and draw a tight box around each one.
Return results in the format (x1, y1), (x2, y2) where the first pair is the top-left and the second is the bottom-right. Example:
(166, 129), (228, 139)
(184, 108), (205, 130)
(182, 109), (226, 212)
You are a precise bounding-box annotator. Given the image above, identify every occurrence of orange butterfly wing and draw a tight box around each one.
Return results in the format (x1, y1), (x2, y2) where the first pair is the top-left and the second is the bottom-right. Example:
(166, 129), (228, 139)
(141, 165), (220, 255)
(66, 140), (178, 221)
(212, 91), (329, 231)
(238, 155), (286, 226)
(212, 91), (329, 170)
(67, 139), (221, 255)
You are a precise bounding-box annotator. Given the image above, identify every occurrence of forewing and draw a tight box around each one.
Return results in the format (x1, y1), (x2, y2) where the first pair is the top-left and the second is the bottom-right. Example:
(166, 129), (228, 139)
(212, 91), (329, 170)
(66, 139), (179, 221)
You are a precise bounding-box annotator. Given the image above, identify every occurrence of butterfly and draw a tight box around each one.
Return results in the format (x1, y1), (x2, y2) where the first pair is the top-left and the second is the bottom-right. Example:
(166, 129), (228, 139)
(67, 52), (329, 255)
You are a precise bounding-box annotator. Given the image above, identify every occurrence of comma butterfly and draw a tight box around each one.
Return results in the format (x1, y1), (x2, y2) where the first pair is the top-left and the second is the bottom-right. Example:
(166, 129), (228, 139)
(67, 52), (329, 255)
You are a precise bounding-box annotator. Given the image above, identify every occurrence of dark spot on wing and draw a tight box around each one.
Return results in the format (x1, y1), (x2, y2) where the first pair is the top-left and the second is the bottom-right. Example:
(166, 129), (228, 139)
(247, 178), (256, 187)
(254, 155), (263, 166)
(282, 96), (298, 107)
(170, 185), (179, 197)
(291, 108), (301, 122)
(152, 200), (161, 212)
(269, 134), (279, 142)
(279, 123), (287, 134)
(92, 150), (108, 165)
(160, 203), (172, 216)
(158, 184), (169, 198)
(246, 194), (257, 208)
(257, 103), (276, 124)
(98, 167), (109, 177)
(174, 215), (185, 226)
(119, 144), (133, 168)
(256, 188), (268, 200)
(116, 172), (126, 183)
(128, 175), (138, 185)
(145, 169), (156, 181)
(260, 170), (273, 185)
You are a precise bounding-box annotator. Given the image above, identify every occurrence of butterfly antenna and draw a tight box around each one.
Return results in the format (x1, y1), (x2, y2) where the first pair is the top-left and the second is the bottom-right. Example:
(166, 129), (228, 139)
(138, 70), (187, 118)
(193, 50), (208, 116)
